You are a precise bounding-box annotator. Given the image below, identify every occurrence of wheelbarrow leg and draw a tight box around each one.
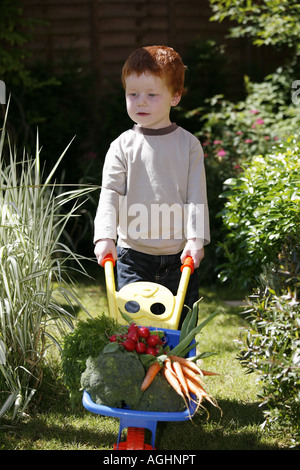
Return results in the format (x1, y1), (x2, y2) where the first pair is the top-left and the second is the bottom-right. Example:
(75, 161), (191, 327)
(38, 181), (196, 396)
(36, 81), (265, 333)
(114, 418), (157, 450)
(113, 427), (155, 450)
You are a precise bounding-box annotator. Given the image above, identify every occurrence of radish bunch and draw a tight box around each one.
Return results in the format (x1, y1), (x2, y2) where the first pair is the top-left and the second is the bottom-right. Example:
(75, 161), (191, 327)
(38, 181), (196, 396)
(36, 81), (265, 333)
(109, 322), (165, 356)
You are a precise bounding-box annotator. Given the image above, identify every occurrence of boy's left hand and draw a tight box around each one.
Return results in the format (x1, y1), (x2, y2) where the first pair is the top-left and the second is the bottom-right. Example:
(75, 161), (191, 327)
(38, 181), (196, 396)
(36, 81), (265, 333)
(181, 239), (204, 269)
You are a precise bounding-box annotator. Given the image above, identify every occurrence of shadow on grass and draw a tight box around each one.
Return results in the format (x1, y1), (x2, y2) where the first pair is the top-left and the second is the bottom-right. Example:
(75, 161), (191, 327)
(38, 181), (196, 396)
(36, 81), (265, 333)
(0, 392), (283, 451)
(0, 413), (120, 450)
(155, 398), (279, 450)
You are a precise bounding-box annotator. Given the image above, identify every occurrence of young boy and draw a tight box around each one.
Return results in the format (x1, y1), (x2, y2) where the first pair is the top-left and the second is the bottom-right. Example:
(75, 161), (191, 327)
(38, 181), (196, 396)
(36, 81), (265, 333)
(94, 45), (210, 312)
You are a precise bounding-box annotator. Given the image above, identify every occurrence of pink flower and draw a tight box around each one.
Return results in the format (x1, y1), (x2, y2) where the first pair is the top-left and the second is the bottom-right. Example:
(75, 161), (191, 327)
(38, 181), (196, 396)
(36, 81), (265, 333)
(217, 149), (226, 157)
(236, 131), (243, 135)
(264, 136), (270, 140)
(274, 136), (279, 141)
(250, 109), (259, 114)
(255, 118), (265, 125)
(213, 140), (223, 145)
(244, 139), (253, 143)
(251, 118), (265, 128)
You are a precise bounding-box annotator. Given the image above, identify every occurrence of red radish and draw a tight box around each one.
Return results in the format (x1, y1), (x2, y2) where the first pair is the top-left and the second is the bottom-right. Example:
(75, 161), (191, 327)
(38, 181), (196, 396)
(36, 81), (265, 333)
(109, 334), (118, 342)
(126, 331), (139, 343)
(139, 326), (150, 338)
(135, 342), (147, 354)
(147, 335), (160, 347)
(146, 346), (157, 356)
(122, 338), (136, 351)
(128, 323), (139, 334)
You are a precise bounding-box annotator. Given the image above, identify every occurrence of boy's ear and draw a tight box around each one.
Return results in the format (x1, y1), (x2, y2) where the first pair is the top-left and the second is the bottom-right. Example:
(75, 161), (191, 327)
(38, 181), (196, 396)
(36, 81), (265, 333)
(171, 93), (182, 106)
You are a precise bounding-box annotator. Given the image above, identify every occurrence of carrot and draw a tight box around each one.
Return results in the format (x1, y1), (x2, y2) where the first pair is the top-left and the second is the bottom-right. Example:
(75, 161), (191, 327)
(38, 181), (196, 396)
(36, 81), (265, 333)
(168, 355), (203, 375)
(164, 357), (177, 377)
(162, 367), (185, 399)
(186, 376), (221, 415)
(186, 377), (208, 397)
(184, 376), (208, 415)
(141, 362), (162, 391)
(171, 360), (189, 398)
(200, 369), (220, 376)
(180, 364), (205, 387)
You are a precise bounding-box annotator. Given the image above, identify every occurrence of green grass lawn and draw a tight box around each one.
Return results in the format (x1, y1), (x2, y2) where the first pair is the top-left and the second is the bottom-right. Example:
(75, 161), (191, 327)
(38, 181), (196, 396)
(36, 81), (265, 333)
(0, 269), (293, 450)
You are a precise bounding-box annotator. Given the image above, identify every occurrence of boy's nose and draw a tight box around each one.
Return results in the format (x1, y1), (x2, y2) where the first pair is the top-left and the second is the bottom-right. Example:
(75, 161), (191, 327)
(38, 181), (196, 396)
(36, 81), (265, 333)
(137, 94), (147, 106)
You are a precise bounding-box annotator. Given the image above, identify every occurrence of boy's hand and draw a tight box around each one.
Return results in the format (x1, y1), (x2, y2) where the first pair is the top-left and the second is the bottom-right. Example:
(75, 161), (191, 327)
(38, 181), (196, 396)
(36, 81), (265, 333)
(181, 238), (204, 269)
(94, 238), (117, 266)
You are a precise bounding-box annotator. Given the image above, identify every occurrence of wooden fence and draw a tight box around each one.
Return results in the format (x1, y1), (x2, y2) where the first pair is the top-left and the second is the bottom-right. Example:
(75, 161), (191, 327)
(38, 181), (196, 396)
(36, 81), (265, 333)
(21, 0), (282, 97)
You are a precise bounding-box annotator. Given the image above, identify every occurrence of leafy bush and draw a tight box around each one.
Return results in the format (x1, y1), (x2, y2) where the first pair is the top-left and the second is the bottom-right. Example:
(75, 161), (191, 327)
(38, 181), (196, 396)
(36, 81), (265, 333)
(182, 62), (300, 285)
(0, 107), (95, 420)
(238, 290), (300, 447)
(209, 0), (300, 51)
(216, 135), (300, 290)
(198, 65), (300, 173)
(222, 132), (300, 446)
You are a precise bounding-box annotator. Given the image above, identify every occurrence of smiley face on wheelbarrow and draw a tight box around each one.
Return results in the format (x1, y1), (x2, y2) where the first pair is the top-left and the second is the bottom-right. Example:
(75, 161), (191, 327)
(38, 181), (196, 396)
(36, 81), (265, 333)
(118, 281), (175, 319)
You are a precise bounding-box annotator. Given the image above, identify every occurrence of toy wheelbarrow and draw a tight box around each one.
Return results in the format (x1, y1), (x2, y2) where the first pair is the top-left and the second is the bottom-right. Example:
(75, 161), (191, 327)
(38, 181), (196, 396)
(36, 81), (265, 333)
(101, 253), (195, 330)
(82, 254), (197, 450)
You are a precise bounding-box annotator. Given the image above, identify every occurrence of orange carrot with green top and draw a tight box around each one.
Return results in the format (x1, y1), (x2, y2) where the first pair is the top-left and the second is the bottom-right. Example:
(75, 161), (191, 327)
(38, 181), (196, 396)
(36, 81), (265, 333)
(141, 362), (162, 391)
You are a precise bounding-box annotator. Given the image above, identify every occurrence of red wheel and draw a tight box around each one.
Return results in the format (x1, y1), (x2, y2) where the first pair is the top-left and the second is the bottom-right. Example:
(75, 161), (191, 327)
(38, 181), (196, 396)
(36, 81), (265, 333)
(114, 427), (155, 450)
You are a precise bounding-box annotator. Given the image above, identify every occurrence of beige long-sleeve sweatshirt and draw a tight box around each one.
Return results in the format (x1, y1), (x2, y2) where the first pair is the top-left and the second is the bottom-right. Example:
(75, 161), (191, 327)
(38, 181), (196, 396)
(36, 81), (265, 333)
(94, 123), (210, 255)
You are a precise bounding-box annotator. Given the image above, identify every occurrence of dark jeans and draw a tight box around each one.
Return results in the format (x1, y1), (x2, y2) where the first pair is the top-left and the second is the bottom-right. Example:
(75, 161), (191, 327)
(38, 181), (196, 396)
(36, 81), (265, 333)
(116, 246), (199, 325)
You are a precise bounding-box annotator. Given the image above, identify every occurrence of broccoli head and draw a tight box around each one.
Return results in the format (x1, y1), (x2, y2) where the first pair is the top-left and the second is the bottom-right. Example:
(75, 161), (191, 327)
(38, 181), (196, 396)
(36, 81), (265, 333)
(81, 349), (145, 409)
(133, 373), (186, 412)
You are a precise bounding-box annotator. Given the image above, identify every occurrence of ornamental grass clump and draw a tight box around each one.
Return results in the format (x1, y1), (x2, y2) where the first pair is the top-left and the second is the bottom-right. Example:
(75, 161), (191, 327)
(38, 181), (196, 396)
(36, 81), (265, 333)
(0, 106), (95, 421)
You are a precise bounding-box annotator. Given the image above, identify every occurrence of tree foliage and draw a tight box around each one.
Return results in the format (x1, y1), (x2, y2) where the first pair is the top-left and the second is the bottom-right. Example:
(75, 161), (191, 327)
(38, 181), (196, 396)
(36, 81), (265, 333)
(209, 0), (300, 51)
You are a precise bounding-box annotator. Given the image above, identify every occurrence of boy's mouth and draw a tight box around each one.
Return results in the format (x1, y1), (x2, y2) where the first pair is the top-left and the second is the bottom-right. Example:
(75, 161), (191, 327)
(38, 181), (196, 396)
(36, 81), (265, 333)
(137, 112), (150, 116)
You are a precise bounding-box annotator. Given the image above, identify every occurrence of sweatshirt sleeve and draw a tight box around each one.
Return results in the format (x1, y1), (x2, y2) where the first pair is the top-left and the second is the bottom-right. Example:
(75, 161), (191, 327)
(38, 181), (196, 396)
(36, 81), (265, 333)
(185, 138), (210, 245)
(93, 143), (127, 243)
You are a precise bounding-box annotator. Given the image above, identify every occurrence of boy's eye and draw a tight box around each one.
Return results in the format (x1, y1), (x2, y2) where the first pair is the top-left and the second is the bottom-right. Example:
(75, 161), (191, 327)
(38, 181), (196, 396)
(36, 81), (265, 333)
(148, 93), (156, 97)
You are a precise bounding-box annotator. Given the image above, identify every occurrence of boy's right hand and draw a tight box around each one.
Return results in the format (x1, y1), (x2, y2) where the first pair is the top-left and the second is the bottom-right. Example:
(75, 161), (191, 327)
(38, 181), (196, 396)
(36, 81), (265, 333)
(94, 238), (117, 266)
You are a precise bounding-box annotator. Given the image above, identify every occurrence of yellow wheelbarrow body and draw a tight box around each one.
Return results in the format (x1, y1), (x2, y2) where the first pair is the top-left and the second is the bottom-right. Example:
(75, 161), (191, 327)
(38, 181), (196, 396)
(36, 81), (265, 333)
(102, 254), (194, 330)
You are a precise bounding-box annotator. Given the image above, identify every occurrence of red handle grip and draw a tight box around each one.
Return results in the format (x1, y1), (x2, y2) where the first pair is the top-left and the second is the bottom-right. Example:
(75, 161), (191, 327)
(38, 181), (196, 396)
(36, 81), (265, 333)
(181, 255), (194, 274)
(102, 254), (116, 268)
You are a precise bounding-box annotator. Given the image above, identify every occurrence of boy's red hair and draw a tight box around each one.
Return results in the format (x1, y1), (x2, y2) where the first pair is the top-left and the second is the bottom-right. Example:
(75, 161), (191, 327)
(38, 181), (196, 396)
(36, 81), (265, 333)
(122, 45), (186, 96)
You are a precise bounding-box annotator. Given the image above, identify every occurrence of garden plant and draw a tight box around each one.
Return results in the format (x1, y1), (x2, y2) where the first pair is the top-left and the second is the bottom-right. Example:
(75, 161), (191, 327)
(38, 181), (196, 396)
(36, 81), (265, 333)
(216, 135), (300, 446)
(0, 105), (95, 420)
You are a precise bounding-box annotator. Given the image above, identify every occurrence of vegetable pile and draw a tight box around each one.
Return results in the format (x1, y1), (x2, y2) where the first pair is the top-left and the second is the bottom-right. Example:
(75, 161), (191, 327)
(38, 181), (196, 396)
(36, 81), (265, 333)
(80, 301), (221, 415)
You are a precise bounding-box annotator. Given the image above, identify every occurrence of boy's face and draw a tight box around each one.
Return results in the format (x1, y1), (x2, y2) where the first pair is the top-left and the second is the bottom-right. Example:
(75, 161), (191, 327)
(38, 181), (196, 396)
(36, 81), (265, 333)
(125, 73), (181, 129)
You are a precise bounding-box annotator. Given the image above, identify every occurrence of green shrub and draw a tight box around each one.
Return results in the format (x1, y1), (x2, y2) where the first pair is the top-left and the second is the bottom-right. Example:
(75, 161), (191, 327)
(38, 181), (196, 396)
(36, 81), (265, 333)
(220, 131), (300, 446)
(197, 65), (300, 172)
(182, 63), (300, 285)
(217, 135), (300, 290)
(238, 290), (300, 447)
